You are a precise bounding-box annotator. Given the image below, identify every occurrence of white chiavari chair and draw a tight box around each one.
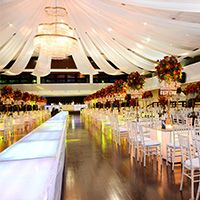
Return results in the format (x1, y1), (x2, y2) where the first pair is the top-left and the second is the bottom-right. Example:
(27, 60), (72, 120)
(179, 132), (200, 200)
(110, 113), (128, 145)
(138, 124), (162, 167)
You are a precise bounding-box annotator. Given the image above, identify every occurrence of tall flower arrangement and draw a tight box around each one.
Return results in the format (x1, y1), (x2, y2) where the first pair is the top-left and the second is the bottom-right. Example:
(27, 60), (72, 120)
(13, 90), (22, 101)
(127, 72), (144, 118)
(1, 86), (13, 98)
(130, 98), (137, 107)
(37, 96), (47, 106)
(158, 96), (168, 109)
(142, 91), (153, 99)
(127, 71), (144, 90)
(22, 92), (31, 102)
(184, 83), (199, 96)
(1, 86), (14, 107)
(156, 56), (183, 127)
(113, 80), (127, 94)
(155, 56), (182, 83)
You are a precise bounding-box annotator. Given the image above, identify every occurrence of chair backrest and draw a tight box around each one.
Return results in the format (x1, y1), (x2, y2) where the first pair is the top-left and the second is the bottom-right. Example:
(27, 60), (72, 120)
(194, 118), (200, 128)
(194, 127), (200, 136)
(138, 123), (145, 145)
(4, 116), (13, 131)
(192, 136), (200, 168)
(178, 132), (193, 167)
(127, 121), (135, 141)
(110, 114), (119, 132)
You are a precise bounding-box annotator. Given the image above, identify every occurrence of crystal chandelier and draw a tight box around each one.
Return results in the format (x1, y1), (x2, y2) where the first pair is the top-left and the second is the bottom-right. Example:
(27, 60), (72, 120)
(34, 6), (77, 59)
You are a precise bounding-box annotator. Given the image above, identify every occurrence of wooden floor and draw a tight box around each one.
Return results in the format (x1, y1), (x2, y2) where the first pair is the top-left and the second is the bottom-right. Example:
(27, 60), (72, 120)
(62, 114), (194, 200)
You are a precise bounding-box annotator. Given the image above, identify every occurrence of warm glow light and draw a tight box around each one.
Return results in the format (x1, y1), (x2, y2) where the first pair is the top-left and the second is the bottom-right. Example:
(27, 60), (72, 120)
(136, 43), (144, 49)
(34, 22), (76, 59)
(34, 7), (77, 59)
(146, 37), (151, 42)
(107, 27), (112, 32)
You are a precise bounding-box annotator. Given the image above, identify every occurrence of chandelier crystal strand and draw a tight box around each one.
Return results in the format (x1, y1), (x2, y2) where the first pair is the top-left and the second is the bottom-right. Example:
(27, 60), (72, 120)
(33, 1), (77, 59)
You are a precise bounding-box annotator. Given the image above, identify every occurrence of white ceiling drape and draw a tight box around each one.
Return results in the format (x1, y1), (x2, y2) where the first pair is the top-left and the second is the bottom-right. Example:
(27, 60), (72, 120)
(109, 0), (200, 12)
(32, 50), (51, 77)
(0, 0), (199, 76)
(72, 35), (98, 75)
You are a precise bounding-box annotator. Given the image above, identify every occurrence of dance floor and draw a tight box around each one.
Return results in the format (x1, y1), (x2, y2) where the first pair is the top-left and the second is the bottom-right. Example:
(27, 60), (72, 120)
(62, 114), (194, 200)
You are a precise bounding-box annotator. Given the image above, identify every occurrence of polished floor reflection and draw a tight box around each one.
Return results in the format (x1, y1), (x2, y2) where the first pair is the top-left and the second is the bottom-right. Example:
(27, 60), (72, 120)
(62, 114), (193, 200)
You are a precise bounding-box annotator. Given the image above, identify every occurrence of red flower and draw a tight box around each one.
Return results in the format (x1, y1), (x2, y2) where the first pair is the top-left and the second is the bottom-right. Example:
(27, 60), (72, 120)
(14, 90), (22, 101)
(155, 56), (182, 82)
(142, 91), (153, 99)
(127, 71), (145, 90)
(1, 86), (13, 98)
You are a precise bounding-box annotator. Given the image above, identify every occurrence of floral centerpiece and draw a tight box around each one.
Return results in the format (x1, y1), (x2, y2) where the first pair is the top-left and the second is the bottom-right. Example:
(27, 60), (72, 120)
(113, 80), (127, 101)
(158, 96), (168, 109)
(184, 83), (198, 96)
(1, 86), (13, 105)
(130, 98), (137, 108)
(156, 56), (183, 127)
(142, 91), (153, 99)
(142, 91), (153, 108)
(13, 90), (22, 101)
(105, 85), (115, 102)
(37, 96), (47, 106)
(113, 80), (127, 94)
(127, 71), (145, 100)
(155, 56), (182, 83)
(197, 81), (200, 91)
(1, 86), (13, 98)
(127, 72), (144, 118)
(127, 71), (144, 90)
(22, 92), (30, 102)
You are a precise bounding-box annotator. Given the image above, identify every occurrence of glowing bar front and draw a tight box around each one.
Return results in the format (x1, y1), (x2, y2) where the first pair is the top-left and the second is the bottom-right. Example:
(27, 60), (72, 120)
(0, 111), (68, 200)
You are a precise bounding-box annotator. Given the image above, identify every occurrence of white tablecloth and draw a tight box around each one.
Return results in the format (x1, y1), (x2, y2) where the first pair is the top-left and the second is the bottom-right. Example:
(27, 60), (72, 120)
(0, 111), (68, 200)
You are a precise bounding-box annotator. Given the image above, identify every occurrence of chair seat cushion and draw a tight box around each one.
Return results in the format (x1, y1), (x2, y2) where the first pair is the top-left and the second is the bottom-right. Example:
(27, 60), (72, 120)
(167, 143), (180, 149)
(144, 140), (161, 147)
(185, 158), (200, 169)
(129, 136), (150, 142)
(119, 127), (128, 132)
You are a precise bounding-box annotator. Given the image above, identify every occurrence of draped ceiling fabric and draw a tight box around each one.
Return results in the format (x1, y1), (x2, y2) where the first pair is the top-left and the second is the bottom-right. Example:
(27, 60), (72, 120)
(0, 0), (199, 76)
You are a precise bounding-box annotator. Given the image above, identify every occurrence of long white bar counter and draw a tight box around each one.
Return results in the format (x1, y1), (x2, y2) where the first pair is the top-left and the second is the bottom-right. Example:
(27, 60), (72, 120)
(0, 111), (68, 200)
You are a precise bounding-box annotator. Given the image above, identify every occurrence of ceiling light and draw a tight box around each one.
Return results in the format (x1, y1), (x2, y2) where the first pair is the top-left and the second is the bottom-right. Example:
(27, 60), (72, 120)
(34, 6), (77, 59)
(181, 52), (189, 56)
(143, 22), (147, 26)
(107, 28), (112, 32)
(146, 38), (151, 42)
(136, 43), (144, 49)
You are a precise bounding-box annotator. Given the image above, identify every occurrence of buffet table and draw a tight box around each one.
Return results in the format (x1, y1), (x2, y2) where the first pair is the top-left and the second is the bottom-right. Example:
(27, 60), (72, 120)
(0, 111), (68, 200)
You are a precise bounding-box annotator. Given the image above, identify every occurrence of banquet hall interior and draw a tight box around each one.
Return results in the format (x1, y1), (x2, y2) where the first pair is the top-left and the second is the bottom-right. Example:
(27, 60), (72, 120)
(0, 0), (200, 200)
